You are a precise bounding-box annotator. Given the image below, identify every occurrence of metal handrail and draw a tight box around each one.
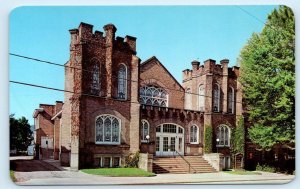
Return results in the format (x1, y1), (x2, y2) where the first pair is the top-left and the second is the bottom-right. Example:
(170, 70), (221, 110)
(173, 150), (196, 173)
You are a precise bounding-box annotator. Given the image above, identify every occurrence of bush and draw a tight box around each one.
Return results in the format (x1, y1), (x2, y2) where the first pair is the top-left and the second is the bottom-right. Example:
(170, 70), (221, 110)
(256, 164), (276, 173)
(124, 151), (140, 168)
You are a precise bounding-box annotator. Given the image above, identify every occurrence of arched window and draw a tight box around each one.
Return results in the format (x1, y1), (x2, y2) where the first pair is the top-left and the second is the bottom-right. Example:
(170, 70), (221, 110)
(190, 125), (199, 144)
(95, 115), (121, 145)
(117, 64), (127, 100)
(199, 85), (205, 111)
(141, 120), (149, 142)
(185, 88), (192, 109)
(213, 84), (220, 112)
(228, 87), (234, 114)
(140, 85), (168, 107)
(91, 63), (100, 95)
(216, 125), (230, 147)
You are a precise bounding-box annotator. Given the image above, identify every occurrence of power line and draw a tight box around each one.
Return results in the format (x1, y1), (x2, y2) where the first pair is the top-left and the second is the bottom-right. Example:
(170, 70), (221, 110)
(10, 53), (243, 104)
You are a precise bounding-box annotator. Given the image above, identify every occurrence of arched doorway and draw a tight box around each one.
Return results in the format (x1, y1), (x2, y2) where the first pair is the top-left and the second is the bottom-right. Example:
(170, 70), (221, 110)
(155, 123), (184, 156)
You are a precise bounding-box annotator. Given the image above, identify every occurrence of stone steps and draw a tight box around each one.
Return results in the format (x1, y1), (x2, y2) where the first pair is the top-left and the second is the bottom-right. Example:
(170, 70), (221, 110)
(153, 156), (216, 174)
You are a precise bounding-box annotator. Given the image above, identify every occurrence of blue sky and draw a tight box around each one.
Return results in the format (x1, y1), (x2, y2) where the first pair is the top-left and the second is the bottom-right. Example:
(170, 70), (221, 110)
(9, 6), (277, 125)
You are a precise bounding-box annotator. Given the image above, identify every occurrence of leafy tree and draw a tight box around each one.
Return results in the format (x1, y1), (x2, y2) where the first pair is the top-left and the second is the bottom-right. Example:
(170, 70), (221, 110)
(10, 114), (33, 152)
(239, 6), (295, 150)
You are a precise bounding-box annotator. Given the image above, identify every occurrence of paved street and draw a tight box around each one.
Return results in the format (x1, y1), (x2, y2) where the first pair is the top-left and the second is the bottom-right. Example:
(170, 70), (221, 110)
(10, 156), (295, 185)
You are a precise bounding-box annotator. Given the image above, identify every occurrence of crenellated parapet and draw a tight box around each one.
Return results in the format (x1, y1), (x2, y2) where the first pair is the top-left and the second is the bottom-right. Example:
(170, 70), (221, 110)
(182, 58), (239, 82)
(69, 22), (136, 54)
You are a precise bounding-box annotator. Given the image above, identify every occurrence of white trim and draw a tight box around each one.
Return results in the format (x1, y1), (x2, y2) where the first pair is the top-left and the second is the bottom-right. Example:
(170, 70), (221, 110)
(95, 114), (121, 145)
(141, 119), (150, 143)
(51, 110), (62, 120)
(216, 124), (231, 147)
(190, 124), (199, 144)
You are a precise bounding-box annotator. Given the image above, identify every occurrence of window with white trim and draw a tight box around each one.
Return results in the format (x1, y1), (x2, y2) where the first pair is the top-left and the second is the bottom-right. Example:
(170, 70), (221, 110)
(91, 63), (100, 95)
(213, 84), (220, 112)
(117, 64), (127, 100)
(95, 115), (121, 145)
(228, 87), (234, 114)
(141, 119), (150, 142)
(199, 85), (205, 111)
(216, 125), (230, 147)
(140, 85), (168, 107)
(190, 125), (199, 144)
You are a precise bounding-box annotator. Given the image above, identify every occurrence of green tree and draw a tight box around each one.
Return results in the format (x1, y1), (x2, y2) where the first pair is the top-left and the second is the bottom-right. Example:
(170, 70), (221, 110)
(232, 116), (245, 155)
(10, 114), (33, 152)
(204, 125), (213, 153)
(239, 6), (295, 150)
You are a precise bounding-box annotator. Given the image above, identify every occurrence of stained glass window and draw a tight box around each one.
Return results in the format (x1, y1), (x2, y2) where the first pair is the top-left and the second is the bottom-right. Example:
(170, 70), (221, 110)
(91, 63), (100, 95)
(190, 125), (199, 144)
(141, 119), (149, 142)
(213, 84), (220, 112)
(228, 87), (234, 114)
(95, 115), (121, 144)
(140, 86), (168, 107)
(216, 125), (230, 147)
(117, 64), (127, 100)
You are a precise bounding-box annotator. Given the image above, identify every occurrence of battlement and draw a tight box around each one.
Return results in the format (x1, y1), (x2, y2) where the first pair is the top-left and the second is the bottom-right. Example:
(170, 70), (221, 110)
(182, 58), (239, 81)
(69, 22), (137, 53)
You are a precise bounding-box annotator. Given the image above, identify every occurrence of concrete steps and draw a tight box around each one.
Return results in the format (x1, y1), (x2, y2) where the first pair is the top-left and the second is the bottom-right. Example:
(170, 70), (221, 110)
(153, 156), (216, 174)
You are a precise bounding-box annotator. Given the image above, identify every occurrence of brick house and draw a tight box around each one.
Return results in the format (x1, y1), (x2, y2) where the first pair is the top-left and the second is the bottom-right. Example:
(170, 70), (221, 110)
(33, 22), (244, 172)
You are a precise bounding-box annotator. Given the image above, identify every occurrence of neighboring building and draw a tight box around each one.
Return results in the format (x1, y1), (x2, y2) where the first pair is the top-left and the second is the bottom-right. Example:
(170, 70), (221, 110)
(33, 101), (63, 160)
(33, 22), (243, 172)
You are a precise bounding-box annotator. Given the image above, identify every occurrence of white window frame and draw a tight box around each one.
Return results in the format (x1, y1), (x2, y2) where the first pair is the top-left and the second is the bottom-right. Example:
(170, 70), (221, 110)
(213, 83), (221, 112)
(190, 125), (199, 144)
(198, 84), (205, 111)
(141, 119), (150, 143)
(140, 85), (169, 107)
(216, 124), (231, 147)
(228, 87), (235, 114)
(95, 114), (121, 145)
(117, 63), (127, 100)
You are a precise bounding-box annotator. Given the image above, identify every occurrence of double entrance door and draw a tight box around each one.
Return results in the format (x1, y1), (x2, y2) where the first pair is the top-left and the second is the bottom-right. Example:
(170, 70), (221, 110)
(155, 124), (184, 156)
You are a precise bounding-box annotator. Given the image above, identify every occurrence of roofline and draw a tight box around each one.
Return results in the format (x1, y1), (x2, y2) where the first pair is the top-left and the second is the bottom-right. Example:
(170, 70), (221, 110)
(33, 108), (44, 118)
(51, 110), (63, 120)
(141, 56), (185, 90)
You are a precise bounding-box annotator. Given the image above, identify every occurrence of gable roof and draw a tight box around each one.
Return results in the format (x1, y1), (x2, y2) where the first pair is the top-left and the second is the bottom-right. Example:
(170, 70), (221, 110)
(140, 56), (184, 90)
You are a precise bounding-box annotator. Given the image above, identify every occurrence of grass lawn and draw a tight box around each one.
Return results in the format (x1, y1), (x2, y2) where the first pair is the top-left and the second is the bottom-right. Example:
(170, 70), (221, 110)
(10, 170), (16, 182)
(223, 170), (262, 175)
(81, 168), (156, 177)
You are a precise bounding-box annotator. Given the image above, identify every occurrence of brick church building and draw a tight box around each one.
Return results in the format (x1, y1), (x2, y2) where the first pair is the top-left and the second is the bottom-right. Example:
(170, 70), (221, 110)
(33, 22), (244, 173)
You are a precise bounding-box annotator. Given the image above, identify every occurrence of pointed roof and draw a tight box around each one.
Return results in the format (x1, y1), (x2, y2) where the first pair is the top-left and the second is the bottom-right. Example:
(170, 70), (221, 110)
(141, 56), (184, 90)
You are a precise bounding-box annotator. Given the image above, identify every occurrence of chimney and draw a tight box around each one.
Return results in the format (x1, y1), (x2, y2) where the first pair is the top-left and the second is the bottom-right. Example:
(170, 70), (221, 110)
(191, 60), (200, 71)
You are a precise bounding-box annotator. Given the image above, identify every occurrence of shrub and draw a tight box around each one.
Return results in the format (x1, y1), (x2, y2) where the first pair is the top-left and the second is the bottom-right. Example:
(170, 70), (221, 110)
(256, 163), (276, 173)
(124, 151), (140, 168)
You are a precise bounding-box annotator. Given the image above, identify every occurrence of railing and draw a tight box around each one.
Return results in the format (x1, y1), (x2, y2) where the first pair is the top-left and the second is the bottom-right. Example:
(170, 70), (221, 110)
(173, 150), (196, 173)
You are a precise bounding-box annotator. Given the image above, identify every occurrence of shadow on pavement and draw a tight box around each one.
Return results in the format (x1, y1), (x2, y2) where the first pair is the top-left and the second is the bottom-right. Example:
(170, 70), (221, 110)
(10, 159), (61, 172)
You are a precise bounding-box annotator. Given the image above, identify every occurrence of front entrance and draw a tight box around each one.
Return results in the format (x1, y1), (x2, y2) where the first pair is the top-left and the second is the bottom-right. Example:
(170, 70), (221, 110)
(155, 123), (184, 156)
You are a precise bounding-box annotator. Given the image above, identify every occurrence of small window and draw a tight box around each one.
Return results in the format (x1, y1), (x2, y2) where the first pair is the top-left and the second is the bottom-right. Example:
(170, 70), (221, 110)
(95, 115), (121, 145)
(91, 61), (100, 95)
(228, 87), (234, 114)
(156, 126), (161, 133)
(141, 120), (150, 142)
(103, 157), (111, 168)
(185, 88), (192, 109)
(190, 125), (199, 144)
(113, 157), (120, 167)
(199, 85), (205, 111)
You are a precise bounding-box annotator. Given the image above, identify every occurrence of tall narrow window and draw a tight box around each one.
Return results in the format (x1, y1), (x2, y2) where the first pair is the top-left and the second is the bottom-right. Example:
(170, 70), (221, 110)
(228, 87), (234, 114)
(213, 84), (220, 112)
(190, 125), (199, 144)
(141, 120), (150, 142)
(117, 64), (127, 100)
(199, 85), (205, 111)
(95, 115), (121, 145)
(91, 63), (100, 95)
(185, 88), (192, 110)
(216, 125), (230, 147)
